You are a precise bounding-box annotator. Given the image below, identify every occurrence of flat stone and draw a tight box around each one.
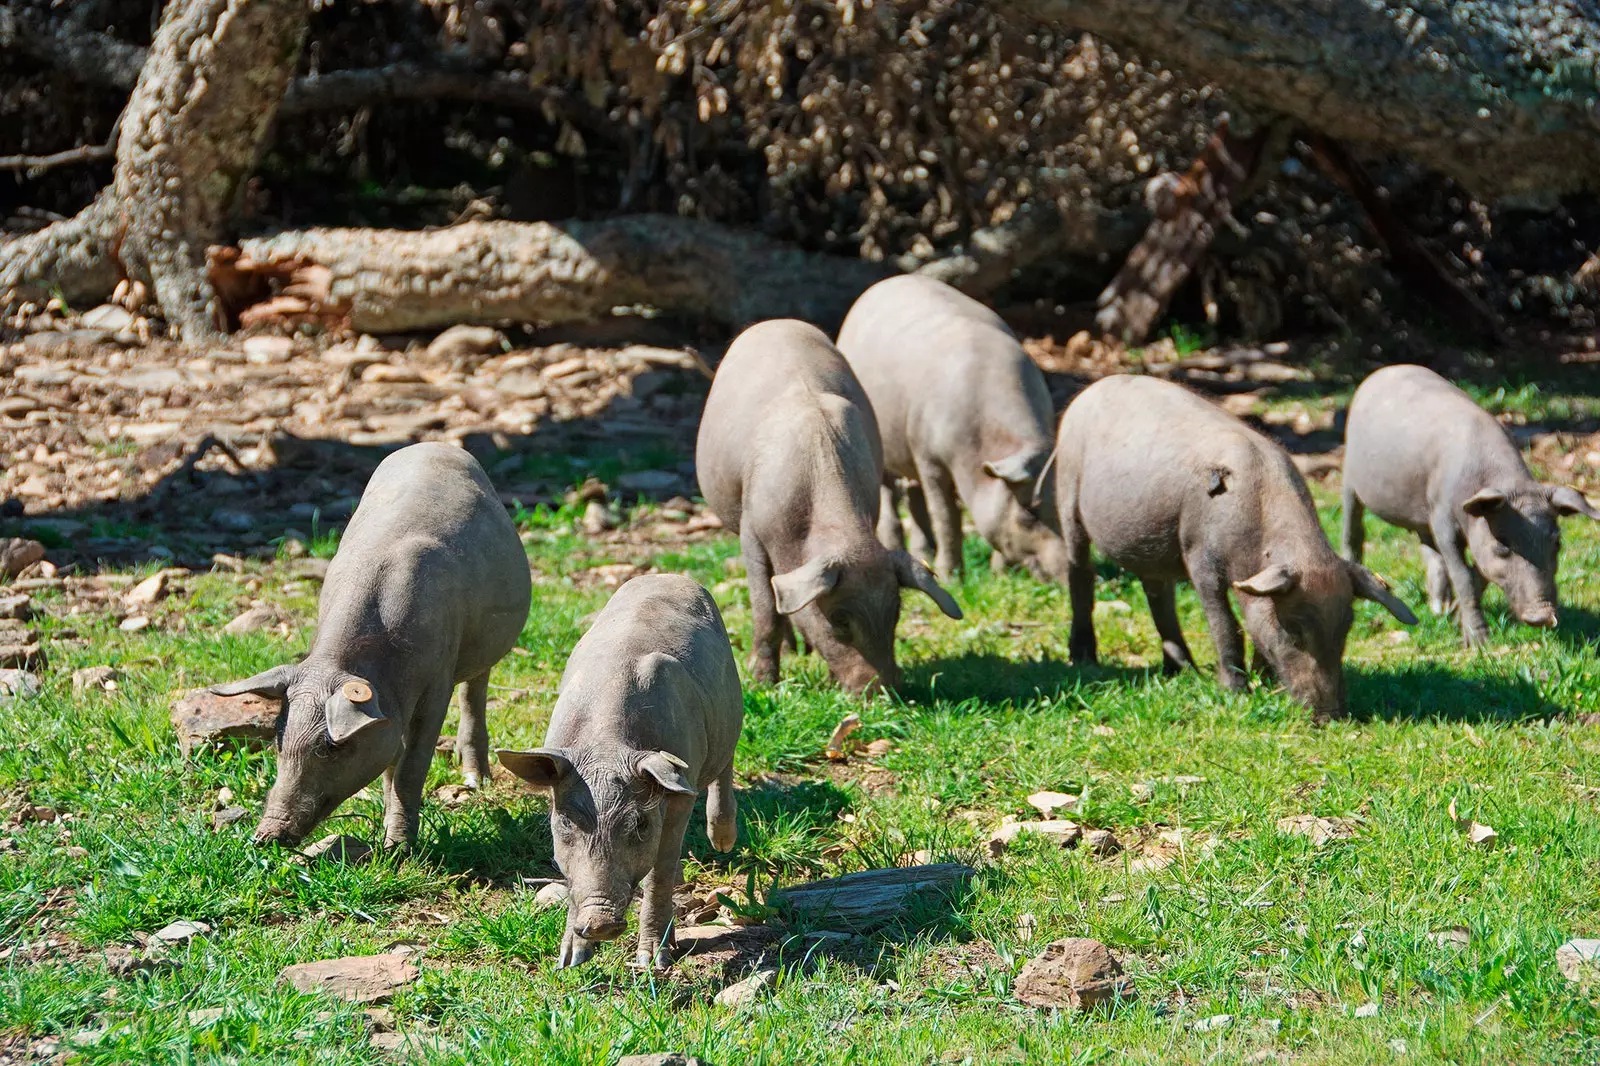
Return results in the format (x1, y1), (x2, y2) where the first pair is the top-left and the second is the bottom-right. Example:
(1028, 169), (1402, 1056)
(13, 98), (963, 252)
(1276, 814), (1360, 847)
(118, 368), (186, 394)
(1427, 926), (1470, 950)
(224, 605), (276, 635)
(1193, 1013), (1233, 1032)
(1558, 939), (1600, 984)
(301, 834), (373, 866)
(1016, 937), (1135, 1011)
(81, 305), (135, 331)
(713, 967), (777, 1007)
(369, 1032), (456, 1056)
(1354, 1002), (1379, 1018)
(153, 919), (211, 944)
(0, 594), (33, 621)
(72, 665), (121, 694)
(279, 954), (419, 1003)
(1025, 790), (1080, 818)
(534, 882), (570, 910)
(125, 571), (169, 606)
(119, 615), (151, 632)
(0, 539), (45, 578)
(618, 1055), (706, 1066)
(989, 819), (1082, 856)
(213, 806), (250, 830)
(0, 670), (41, 702)
(1082, 829), (1122, 857)
(243, 336), (294, 362)
(187, 1007), (225, 1027)
(427, 325), (504, 362)
(170, 688), (281, 757)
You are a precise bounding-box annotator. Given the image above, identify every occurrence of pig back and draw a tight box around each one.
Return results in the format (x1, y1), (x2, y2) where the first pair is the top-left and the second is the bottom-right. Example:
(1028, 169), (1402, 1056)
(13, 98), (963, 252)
(552, 574), (742, 783)
(323, 443), (531, 677)
(697, 319), (883, 533)
(837, 276), (1054, 476)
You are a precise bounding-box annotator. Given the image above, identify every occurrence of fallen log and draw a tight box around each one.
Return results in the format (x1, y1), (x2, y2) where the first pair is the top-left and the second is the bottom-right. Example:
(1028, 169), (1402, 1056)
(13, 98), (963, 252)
(771, 863), (976, 932)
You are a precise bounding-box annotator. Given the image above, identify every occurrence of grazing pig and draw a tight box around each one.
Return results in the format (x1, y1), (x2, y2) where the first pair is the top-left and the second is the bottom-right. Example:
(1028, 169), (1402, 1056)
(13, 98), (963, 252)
(1054, 375), (1416, 721)
(211, 443), (532, 848)
(497, 574), (742, 969)
(696, 318), (962, 692)
(836, 275), (1069, 582)
(1341, 364), (1600, 645)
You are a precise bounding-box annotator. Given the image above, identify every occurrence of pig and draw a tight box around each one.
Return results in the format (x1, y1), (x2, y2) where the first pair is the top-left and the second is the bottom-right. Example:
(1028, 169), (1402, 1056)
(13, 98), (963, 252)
(1340, 364), (1600, 646)
(696, 318), (962, 693)
(496, 574), (742, 969)
(835, 275), (1069, 583)
(211, 442), (532, 849)
(1053, 375), (1416, 721)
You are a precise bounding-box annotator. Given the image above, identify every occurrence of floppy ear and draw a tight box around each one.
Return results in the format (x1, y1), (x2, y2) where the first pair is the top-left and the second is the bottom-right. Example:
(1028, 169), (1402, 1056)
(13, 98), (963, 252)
(1347, 562), (1419, 625)
(771, 557), (842, 615)
(210, 664), (296, 701)
(982, 450), (1042, 487)
(891, 550), (963, 619)
(496, 748), (573, 789)
(637, 750), (696, 796)
(1548, 484), (1600, 520)
(1462, 488), (1508, 517)
(1233, 564), (1298, 597)
(323, 682), (387, 744)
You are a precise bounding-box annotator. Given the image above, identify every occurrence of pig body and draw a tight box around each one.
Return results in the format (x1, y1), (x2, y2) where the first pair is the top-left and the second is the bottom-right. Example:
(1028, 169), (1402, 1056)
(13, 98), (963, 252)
(1054, 375), (1415, 720)
(836, 275), (1068, 582)
(696, 318), (961, 692)
(212, 443), (532, 848)
(497, 574), (742, 969)
(1341, 364), (1599, 645)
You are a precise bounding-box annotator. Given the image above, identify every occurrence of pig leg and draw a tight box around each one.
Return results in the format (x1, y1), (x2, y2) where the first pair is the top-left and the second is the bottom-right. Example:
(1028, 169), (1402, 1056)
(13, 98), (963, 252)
(903, 482), (937, 564)
(742, 532), (783, 683)
(1419, 543), (1454, 615)
(1064, 520), (1098, 665)
(1192, 568), (1248, 691)
(1140, 577), (1195, 674)
(636, 794), (694, 969)
(1429, 515), (1489, 646)
(915, 457), (965, 580)
(1339, 485), (1365, 561)
(877, 482), (907, 552)
(707, 762), (738, 852)
(382, 682), (453, 848)
(454, 673), (492, 789)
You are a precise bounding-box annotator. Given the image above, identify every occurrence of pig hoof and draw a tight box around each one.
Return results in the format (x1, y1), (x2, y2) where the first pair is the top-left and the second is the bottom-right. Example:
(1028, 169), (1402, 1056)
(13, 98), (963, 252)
(461, 771), (482, 790)
(637, 947), (673, 971)
(710, 825), (737, 852)
(560, 932), (595, 968)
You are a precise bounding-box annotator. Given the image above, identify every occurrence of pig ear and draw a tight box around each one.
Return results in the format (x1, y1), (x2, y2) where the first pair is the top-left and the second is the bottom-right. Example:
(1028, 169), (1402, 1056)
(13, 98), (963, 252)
(1346, 562), (1419, 625)
(981, 450), (1041, 486)
(771, 557), (842, 615)
(1233, 564), (1298, 597)
(324, 683), (387, 744)
(1548, 485), (1600, 520)
(637, 751), (696, 796)
(891, 551), (964, 619)
(1462, 488), (1508, 517)
(210, 664), (296, 700)
(496, 748), (572, 789)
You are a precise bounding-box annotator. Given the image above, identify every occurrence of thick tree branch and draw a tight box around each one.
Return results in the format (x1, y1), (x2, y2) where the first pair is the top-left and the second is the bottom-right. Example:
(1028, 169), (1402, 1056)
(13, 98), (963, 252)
(1002, 0), (1600, 198)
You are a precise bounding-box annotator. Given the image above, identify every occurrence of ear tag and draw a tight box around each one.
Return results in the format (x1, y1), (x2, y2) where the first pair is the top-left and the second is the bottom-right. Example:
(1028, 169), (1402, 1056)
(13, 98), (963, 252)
(342, 680), (373, 703)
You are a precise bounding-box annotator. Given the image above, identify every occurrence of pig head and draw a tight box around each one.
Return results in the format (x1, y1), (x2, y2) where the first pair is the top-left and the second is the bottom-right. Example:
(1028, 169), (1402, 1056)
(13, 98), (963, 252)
(498, 746), (695, 968)
(973, 448), (1069, 583)
(1460, 484), (1599, 627)
(211, 662), (398, 847)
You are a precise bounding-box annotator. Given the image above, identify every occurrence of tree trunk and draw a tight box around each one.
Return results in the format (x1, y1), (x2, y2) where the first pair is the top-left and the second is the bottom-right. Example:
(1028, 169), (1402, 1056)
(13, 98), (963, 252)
(1002, 0), (1600, 200)
(1, 0), (305, 344)
(218, 217), (894, 334)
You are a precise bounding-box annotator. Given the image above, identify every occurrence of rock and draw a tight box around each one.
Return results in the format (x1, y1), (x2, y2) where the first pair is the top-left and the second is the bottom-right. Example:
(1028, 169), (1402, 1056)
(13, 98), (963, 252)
(224, 605), (276, 635)
(211, 509), (255, 533)
(187, 1007), (225, 1027)
(1275, 814), (1360, 847)
(152, 919), (212, 944)
(863, 738), (895, 757)
(125, 571), (169, 606)
(243, 336), (294, 362)
(0, 594), (33, 621)
(1015, 938), (1135, 1011)
(363, 1007), (396, 1032)
(1557, 939), (1600, 984)
(1083, 829), (1122, 857)
(301, 835), (373, 866)
(989, 819), (1082, 856)
(119, 368), (186, 394)
(0, 539), (45, 578)
(1025, 790), (1080, 818)
(170, 688), (281, 757)
(120, 615), (151, 632)
(278, 954), (420, 1003)
(773, 864), (974, 933)
(369, 1032), (457, 1056)
(427, 325), (504, 362)
(713, 967), (778, 1007)
(432, 783), (473, 806)
(534, 882), (570, 910)
(619, 1055), (706, 1066)
(1465, 821), (1498, 848)
(1354, 1001), (1379, 1018)
(581, 500), (615, 535)
(1427, 926), (1471, 950)
(617, 470), (681, 495)
(82, 304), (135, 331)
(1193, 1013), (1233, 1032)
(213, 806), (250, 830)
(0, 670), (41, 702)
(292, 558), (332, 581)
(72, 666), (120, 694)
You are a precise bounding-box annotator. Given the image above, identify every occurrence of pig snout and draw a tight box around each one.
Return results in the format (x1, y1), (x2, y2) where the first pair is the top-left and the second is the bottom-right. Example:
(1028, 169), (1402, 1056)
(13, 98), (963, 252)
(251, 812), (307, 848)
(574, 910), (628, 942)
(1520, 602), (1558, 628)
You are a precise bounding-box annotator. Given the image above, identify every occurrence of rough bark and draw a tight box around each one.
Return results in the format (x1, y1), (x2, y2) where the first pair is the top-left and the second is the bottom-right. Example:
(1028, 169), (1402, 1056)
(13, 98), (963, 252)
(1002, 0), (1600, 199)
(1, 0), (306, 343)
(222, 217), (894, 334)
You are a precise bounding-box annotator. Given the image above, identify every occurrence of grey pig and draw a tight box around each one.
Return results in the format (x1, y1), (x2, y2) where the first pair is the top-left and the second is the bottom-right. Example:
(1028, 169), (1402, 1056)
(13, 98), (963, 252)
(1341, 363), (1600, 645)
(212, 442), (532, 848)
(1054, 375), (1416, 721)
(836, 275), (1069, 582)
(497, 574), (742, 969)
(696, 318), (962, 693)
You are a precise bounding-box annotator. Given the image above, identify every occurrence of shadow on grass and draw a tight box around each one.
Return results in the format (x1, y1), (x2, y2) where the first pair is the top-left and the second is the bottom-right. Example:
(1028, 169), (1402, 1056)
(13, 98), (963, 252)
(901, 651), (1148, 706)
(1548, 603), (1600, 652)
(1350, 660), (1563, 724)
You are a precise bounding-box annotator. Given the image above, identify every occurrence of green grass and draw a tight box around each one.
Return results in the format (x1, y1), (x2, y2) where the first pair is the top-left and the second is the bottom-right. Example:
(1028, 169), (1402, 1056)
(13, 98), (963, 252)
(1, 472), (1599, 1064)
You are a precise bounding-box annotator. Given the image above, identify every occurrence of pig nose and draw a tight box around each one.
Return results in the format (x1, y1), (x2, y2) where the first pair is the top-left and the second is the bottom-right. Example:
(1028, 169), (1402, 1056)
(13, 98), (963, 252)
(1522, 604), (1558, 628)
(576, 918), (627, 941)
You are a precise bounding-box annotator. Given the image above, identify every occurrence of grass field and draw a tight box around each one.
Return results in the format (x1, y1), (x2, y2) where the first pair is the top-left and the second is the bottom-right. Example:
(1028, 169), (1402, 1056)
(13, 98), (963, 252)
(2, 452), (1600, 1064)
